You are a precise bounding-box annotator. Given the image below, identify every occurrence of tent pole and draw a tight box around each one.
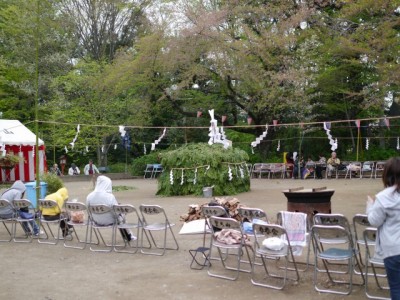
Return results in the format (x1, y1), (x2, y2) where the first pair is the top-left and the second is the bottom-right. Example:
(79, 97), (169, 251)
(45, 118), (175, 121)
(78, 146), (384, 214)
(35, 0), (40, 200)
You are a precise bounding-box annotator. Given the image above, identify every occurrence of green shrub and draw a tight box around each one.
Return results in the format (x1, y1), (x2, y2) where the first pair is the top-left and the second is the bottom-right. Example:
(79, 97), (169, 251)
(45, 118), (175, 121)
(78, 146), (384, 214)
(156, 143), (250, 196)
(40, 173), (64, 195)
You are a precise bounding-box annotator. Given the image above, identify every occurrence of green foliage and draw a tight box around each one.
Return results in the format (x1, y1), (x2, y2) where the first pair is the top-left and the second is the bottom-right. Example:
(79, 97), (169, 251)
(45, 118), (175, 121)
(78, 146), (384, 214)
(40, 173), (64, 195)
(156, 143), (250, 196)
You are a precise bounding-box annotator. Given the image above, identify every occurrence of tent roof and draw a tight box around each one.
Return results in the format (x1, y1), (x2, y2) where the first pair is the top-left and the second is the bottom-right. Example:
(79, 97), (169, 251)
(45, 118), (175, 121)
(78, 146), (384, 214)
(0, 120), (44, 146)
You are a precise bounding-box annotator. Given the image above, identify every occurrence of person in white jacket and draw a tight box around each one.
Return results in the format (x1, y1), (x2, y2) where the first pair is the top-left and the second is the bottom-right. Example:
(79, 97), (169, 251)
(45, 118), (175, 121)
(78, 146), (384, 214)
(367, 157), (400, 300)
(86, 175), (133, 241)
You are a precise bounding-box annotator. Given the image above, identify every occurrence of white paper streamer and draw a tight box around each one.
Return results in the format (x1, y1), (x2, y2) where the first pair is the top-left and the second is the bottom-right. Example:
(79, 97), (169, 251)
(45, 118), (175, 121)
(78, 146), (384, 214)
(114, 144), (117, 150)
(85, 146), (89, 153)
(101, 145), (104, 153)
(151, 128), (167, 151)
(251, 125), (268, 148)
(366, 138), (370, 150)
(193, 168), (197, 185)
(180, 169), (184, 185)
(207, 109), (230, 149)
(277, 140), (280, 151)
(143, 144), (147, 155)
(119, 125), (126, 137)
(239, 166), (244, 178)
(170, 170), (174, 185)
(397, 137), (400, 150)
(70, 124), (80, 149)
(228, 165), (233, 181)
(323, 122), (338, 151)
(64, 146), (68, 153)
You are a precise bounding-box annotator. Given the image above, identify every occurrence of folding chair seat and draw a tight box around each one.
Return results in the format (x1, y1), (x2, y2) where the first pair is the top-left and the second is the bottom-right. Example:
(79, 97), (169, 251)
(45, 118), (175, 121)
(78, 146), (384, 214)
(207, 216), (252, 281)
(64, 201), (91, 250)
(277, 211), (310, 271)
(311, 224), (360, 295)
(37, 199), (65, 245)
(251, 223), (299, 289)
(139, 204), (179, 256)
(113, 204), (148, 254)
(12, 199), (37, 243)
(345, 161), (362, 179)
(0, 199), (17, 242)
(363, 227), (390, 300)
(88, 204), (117, 252)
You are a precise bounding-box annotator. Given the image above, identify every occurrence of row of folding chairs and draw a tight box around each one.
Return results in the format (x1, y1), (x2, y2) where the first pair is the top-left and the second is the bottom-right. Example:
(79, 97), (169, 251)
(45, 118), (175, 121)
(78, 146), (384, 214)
(250, 161), (387, 179)
(0, 198), (179, 256)
(190, 207), (389, 298)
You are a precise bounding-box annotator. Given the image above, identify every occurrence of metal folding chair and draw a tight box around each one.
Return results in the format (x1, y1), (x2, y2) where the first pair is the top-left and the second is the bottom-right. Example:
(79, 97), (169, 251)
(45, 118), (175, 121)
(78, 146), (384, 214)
(113, 204), (148, 254)
(0, 199), (17, 242)
(88, 204), (116, 252)
(12, 199), (37, 243)
(37, 199), (65, 245)
(374, 161), (386, 178)
(353, 214), (372, 271)
(311, 224), (361, 295)
(251, 223), (300, 289)
(363, 228), (390, 300)
(64, 201), (92, 250)
(139, 204), (179, 256)
(143, 164), (154, 178)
(207, 216), (252, 281)
(277, 211), (310, 272)
(361, 161), (375, 178)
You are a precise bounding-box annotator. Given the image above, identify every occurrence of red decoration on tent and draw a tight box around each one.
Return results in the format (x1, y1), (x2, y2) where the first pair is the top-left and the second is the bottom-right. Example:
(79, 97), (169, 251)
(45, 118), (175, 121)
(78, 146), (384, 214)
(355, 119), (360, 128)
(197, 111), (202, 118)
(222, 115), (227, 123)
(247, 117), (252, 125)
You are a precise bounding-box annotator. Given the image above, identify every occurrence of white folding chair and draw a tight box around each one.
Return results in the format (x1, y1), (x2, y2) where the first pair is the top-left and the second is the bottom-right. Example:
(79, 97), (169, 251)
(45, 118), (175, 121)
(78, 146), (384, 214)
(151, 164), (163, 178)
(345, 161), (362, 179)
(64, 201), (91, 250)
(207, 216), (252, 281)
(88, 204), (117, 252)
(139, 204), (179, 256)
(143, 164), (154, 178)
(0, 199), (17, 242)
(37, 199), (66, 245)
(251, 223), (300, 290)
(353, 214), (372, 272)
(12, 199), (37, 243)
(363, 227), (390, 300)
(311, 224), (361, 295)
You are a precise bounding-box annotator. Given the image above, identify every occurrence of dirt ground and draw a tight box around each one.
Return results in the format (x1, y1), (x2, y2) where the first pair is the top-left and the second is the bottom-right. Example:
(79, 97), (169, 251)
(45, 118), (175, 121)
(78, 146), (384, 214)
(0, 177), (389, 300)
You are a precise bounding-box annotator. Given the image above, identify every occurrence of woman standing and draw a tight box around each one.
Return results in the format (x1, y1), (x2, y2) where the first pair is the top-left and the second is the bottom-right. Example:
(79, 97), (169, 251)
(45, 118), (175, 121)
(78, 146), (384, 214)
(367, 157), (400, 300)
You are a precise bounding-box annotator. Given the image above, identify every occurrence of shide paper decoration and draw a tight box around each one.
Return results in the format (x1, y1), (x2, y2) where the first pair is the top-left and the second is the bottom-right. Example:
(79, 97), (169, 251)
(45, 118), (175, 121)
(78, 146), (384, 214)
(208, 109), (230, 149)
(69, 124), (80, 149)
(251, 125), (268, 148)
(151, 128), (167, 151)
(323, 122), (337, 151)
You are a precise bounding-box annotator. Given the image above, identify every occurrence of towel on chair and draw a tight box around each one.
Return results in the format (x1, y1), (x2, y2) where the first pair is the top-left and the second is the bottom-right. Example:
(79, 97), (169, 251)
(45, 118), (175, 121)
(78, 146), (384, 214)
(280, 211), (307, 255)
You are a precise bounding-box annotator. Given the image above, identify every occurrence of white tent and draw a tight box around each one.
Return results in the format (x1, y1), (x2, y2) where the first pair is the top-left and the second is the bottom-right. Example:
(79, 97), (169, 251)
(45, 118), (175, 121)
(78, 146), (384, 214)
(0, 120), (46, 182)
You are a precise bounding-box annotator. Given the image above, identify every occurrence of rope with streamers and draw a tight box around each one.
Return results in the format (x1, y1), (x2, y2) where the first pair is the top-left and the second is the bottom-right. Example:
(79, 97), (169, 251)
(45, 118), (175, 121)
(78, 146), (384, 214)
(208, 109), (230, 149)
(228, 165), (233, 181)
(69, 124), (80, 149)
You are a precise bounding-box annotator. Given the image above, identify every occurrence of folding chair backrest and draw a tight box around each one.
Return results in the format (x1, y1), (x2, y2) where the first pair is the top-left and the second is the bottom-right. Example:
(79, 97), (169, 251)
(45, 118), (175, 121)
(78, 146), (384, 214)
(312, 224), (352, 250)
(253, 223), (286, 239)
(208, 216), (240, 232)
(202, 205), (228, 218)
(38, 199), (59, 210)
(13, 199), (34, 210)
(0, 199), (15, 215)
(114, 204), (137, 215)
(313, 213), (351, 231)
(140, 204), (164, 216)
(353, 214), (371, 242)
(65, 201), (87, 213)
(237, 207), (267, 223)
(88, 204), (116, 225)
(277, 211), (308, 244)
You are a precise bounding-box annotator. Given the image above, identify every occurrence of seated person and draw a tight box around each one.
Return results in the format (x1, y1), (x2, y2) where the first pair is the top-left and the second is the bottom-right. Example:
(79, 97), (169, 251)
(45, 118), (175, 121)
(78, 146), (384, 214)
(315, 154), (326, 179)
(41, 187), (71, 238)
(293, 155), (305, 179)
(0, 180), (41, 236)
(327, 151), (340, 177)
(68, 163), (80, 176)
(304, 157), (315, 179)
(51, 163), (62, 176)
(86, 175), (133, 241)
